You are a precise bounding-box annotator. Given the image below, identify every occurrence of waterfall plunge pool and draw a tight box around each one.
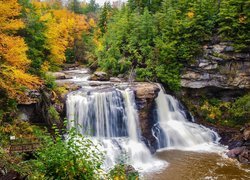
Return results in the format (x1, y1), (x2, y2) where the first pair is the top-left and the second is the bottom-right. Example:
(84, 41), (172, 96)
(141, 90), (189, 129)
(145, 150), (250, 180)
(63, 68), (249, 178)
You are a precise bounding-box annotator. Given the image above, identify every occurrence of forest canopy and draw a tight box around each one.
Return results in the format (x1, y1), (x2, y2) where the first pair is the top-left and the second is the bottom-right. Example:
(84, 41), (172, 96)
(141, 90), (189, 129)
(0, 0), (249, 118)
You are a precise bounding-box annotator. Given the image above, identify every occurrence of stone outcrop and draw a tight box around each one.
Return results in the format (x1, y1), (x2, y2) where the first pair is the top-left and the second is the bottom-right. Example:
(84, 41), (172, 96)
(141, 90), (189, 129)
(17, 89), (41, 105)
(48, 72), (72, 80)
(132, 83), (160, 153)
(89, 71), (110, 81)
(181, 43), (250, 89)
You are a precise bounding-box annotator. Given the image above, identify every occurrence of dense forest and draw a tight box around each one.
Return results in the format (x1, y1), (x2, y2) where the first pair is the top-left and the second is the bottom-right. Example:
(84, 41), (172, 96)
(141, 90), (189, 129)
(0, 0), (249, 179)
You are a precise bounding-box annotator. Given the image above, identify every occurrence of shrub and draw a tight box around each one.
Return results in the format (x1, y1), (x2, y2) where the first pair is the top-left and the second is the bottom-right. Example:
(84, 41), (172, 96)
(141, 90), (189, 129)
(30, 126), (105, 179)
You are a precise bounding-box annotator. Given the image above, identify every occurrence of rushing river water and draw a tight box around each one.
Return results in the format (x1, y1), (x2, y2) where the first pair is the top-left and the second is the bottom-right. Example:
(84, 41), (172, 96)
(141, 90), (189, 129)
(146, 150), (250, 180)
(61, 68), (249, 178)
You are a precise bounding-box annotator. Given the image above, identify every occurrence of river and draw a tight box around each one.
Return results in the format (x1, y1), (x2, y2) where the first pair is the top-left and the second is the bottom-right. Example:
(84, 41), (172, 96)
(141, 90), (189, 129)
(57, 68), (249, 179)
(146, 150), (250, 180)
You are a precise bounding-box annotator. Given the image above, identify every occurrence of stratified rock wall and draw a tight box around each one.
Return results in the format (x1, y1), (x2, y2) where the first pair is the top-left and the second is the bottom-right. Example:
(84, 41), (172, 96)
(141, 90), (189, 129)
(181, 43), (250, 90)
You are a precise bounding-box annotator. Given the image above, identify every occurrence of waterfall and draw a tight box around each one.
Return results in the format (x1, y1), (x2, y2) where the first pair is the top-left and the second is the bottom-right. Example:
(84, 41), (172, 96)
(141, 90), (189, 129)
(154, 86), (221, 151)
(66, 88), (166, 172)
(65, 68), (224, 173)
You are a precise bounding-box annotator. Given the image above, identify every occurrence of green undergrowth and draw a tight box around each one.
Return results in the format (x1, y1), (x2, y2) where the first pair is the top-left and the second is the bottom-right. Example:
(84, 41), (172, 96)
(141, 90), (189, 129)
(186, 93), (250, 127)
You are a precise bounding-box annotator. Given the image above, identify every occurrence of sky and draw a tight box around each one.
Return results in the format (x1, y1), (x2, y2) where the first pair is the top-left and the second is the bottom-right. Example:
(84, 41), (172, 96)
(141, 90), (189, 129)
(88, 0), (127, 6)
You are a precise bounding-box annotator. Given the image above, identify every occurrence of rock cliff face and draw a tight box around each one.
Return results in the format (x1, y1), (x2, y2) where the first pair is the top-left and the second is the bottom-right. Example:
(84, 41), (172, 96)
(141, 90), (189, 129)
(132, 83), (160, 153)
(179, 42), (250, 163)
(181, 43), (250, 90)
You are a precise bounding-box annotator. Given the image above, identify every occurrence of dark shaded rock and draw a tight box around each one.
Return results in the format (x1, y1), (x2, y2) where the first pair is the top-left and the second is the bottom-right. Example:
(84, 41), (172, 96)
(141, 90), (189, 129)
(227, 146), (246, 158)
(132, 83), (160, 153)
(238, 148), (250, 164)
(89, 71), (109, 81)
(223, 124), (250, 164)
(0, 170), (27, 180)
(227, 146), (250, 164)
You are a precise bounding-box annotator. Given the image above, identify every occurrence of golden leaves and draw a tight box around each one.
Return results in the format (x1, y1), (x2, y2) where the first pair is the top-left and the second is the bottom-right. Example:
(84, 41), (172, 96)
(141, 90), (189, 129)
(0, 33), (30, 69)
(0, 0), (41, 99)
(239, 15), (247, 24)
(0, 65), (42, 98)
(187, 11), (194, 19)
(42, 9), (89, 66)
(0, 0), (24, 32)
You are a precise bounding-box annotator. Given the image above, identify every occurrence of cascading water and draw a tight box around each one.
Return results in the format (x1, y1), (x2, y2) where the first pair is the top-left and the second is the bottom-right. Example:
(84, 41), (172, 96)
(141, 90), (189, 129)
(153, 85), (221, 151)
(66, 87), (166, 172)
(64, 68), (226, 174)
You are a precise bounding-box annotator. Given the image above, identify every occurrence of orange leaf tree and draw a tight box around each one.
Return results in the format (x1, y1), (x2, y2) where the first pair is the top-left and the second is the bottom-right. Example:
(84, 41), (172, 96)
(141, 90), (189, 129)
(0, 0), (41, 99)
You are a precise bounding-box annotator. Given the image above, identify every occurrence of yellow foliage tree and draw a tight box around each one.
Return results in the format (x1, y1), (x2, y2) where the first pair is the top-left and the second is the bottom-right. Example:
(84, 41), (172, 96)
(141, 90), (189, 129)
(0, 0), (41, 99)
(41, 7), (89, 68)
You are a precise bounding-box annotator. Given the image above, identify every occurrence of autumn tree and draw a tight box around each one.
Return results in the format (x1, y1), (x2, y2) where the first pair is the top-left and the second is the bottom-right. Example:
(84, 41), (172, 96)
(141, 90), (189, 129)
(0, 0), (41, 99)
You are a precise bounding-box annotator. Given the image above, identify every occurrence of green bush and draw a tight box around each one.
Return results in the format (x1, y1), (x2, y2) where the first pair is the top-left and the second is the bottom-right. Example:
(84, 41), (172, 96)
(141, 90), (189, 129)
(30, 126), (105, 179)
(200, 94), (250, 126)
(48, 106), (60, 123)
(230, 94), (250, 124)
(43, 74), (57, 90)
(109, 164), (139, 180)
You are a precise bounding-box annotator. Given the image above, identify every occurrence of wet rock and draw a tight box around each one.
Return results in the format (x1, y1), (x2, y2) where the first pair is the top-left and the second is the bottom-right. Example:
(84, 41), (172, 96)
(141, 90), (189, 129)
(89, 71), (110, 81)
(124, 165), (139, 177)
(227, 146), (246, 158)
(238, 148), (250, 164)
(227, 146), (250, 164)
(48, 72), (72, 80)
(110, 77), (122, 82)
(224, 123), (250, 164)
(132, 83), (160, 153)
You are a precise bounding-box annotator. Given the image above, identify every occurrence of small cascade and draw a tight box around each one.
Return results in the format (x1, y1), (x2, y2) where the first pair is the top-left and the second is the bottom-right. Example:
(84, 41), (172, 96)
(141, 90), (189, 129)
(153, 86), (221, 151)
(66, 88), (166, 172)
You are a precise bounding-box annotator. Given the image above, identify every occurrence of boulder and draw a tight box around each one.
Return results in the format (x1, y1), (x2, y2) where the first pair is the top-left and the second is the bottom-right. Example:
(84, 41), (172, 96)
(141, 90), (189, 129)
(238, 148), (250, 164)
(110, 77), (122, 82)
(89, 71), (109, 81)
(48, 72), (72, 80)
(226, 146), (246, 158)
(225, 123), (250, 164)
(133, 83), (160, 100)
